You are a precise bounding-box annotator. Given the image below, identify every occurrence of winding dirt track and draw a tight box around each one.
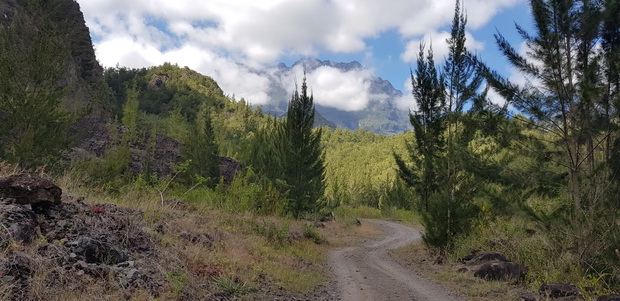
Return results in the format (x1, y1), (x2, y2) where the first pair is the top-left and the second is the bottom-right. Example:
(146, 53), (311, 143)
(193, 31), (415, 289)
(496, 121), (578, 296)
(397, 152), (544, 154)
(328, 220), (461, 301)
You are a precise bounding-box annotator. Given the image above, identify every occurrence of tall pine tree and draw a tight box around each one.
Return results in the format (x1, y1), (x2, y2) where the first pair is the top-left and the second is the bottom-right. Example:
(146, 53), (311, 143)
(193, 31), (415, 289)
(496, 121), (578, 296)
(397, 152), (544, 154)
(281, 75), (326, 218)
(482, 0), (620, 273)
(395, 0), (482, 250)
(0, 1), (76, 168)
(182, 107), (220, 188)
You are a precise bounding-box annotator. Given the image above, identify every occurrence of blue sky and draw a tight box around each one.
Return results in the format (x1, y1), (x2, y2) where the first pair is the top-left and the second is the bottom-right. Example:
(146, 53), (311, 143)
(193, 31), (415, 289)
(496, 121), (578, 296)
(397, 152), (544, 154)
(78, 0), (533, 111)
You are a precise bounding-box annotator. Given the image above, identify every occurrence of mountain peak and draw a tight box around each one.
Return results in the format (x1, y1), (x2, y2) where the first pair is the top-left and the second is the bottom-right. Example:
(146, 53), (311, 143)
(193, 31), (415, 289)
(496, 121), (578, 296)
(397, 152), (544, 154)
(291, 58), (363, 72)
(264, 58), (410, 135)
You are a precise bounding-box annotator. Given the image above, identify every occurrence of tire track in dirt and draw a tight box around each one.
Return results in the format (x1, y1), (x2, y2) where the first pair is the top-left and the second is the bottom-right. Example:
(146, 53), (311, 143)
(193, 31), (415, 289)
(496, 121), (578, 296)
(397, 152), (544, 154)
(328, 220), (461, 301)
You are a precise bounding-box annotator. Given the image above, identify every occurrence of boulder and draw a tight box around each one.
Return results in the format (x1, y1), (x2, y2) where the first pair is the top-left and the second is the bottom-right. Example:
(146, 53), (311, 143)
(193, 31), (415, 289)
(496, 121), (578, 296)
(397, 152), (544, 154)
(540, 283), (582, 299)
(473, 261), (528, 282)
(0, 173), (62, 205)
(598, 296), (620, 301)
(466, 251), (509, 265)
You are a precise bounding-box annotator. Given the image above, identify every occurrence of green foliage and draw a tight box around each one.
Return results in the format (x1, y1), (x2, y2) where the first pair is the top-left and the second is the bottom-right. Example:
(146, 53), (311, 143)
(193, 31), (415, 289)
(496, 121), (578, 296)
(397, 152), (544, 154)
(394, 43), (445, 213)
(332, 205), (383, 220)
(0, 2), (77, 168)
(75, 142), (131, 191)
(394, 2), (485, 250)
(181, 108), (220, 188)
(302, 225), (326, 245)
(181, 169), (286, 216)
(247, 76), (326, 218)
(280, 76), (326, 218)
(253, 221), (289, 247)
(121, 84), (140, 141)
(480, 0), (620, 281)
(213, 276), (249, 297)
(212, 99), (268, 160)
(419, 190), (479, 249)
(217, 170), (287, 215)
(322, 128), (411, 209)
(166, 271), (186, 298)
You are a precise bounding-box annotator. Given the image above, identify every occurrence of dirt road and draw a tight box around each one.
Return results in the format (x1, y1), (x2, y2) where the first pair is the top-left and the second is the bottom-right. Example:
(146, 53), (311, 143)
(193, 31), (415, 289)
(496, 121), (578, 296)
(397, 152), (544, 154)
(328, 220), (460, 301)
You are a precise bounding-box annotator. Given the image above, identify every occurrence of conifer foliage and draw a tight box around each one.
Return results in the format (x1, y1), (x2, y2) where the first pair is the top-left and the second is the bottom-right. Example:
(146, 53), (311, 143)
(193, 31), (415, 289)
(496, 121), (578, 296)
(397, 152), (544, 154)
(248, 75), (326, 218)
(395, 0), (483, 250)
(280, 75), (326, 218)
(482, 0), (620, 276)
(182, 108), (220, 188)
(0, 1), (76, 168)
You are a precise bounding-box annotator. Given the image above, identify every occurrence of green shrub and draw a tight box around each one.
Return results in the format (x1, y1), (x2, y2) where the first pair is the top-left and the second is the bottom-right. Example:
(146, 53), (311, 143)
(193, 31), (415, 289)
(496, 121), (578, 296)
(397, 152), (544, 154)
(254, 221), (289, 247)
(303, 225), (326, 245)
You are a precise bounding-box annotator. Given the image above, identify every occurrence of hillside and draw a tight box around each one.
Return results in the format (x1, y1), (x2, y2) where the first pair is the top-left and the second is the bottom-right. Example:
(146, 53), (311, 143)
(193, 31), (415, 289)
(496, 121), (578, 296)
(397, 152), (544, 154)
(1, 0), (619, 299)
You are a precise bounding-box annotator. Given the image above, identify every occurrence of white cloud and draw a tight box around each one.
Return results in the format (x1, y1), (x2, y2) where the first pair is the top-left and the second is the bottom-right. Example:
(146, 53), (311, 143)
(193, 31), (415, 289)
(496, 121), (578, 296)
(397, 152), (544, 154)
(275, 65), (378, 111)
(307, 66), (373, 111)
(486, 85), (507, 107)
(401, 30), (485, 63)
(394, 77), (417, 112)
(77, 0), (523, 110)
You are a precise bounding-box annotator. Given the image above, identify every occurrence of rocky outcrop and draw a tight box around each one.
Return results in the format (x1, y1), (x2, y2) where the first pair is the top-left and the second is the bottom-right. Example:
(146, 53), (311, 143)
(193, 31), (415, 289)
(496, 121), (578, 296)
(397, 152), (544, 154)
(540, 283), (583, 299)
(0, 174), (165, 300)
(0, 174), (62, 205)
(219, 156), (243, 185)
(458, 251), (529, 284)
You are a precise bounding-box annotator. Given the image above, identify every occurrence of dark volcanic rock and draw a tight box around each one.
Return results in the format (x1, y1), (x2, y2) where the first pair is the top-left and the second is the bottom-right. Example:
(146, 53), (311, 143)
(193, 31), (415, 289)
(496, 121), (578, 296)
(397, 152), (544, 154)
(0, 252), (34, 298)
(473, 261), (528, 282)
(0, 252), (33, 281)
(0, 174), (62, 205)
(69, 237), (128, 264)
(540, 283), (583, 299)
(218, 156), (243, 185)
(0, 174), (167, 300)
(0, 203), (37, 246)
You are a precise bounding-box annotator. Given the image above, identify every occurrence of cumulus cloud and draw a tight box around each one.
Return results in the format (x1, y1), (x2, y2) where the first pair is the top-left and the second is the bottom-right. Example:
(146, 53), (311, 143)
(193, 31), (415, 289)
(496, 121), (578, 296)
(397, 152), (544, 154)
(394, 77), (417, 112)
(307, 66), (373, 111)
(77, 0), (522, 109)
(274, 64), (379, 111)
(401, 30), (485, 63)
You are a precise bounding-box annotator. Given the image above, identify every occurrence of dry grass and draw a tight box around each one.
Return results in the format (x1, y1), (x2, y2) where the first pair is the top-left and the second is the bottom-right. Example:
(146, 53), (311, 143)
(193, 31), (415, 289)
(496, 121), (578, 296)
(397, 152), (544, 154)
(0, 163), (429, 299)
(0, 163), (351, 299)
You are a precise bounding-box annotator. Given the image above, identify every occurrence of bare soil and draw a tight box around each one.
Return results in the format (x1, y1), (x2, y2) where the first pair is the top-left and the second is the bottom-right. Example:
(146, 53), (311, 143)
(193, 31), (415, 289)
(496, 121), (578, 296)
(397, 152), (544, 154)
(328, 219), (461, 301)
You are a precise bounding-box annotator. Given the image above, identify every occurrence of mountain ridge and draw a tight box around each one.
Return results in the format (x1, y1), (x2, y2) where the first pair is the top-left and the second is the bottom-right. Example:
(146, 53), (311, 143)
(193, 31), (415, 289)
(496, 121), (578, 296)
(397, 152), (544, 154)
(263, 58), (411, 135)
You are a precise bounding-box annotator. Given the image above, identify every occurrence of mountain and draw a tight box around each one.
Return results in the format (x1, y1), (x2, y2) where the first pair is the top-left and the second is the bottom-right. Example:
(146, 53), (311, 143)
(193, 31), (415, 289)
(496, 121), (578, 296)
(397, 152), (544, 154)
(262, 58), (411, 135)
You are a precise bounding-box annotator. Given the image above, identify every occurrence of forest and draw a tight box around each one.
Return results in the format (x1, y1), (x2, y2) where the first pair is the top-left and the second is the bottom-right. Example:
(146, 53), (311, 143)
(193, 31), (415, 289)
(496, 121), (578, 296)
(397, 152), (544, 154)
(0, 0), (619, 298)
